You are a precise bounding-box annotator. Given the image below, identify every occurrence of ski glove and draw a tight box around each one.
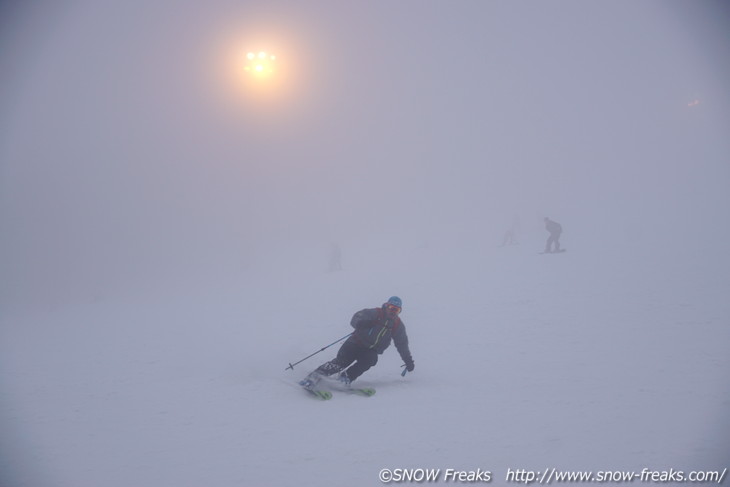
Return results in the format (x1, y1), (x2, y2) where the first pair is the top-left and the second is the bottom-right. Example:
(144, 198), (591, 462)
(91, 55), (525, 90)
(405, 360), (415, 372)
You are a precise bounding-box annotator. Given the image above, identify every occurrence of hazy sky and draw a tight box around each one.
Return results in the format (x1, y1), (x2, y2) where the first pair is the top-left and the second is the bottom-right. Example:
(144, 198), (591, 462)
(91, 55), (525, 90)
(1, 1), (729, 308)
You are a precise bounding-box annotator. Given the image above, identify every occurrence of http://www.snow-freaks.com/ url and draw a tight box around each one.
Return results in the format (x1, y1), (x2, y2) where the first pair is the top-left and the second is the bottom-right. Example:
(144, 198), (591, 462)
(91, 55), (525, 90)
(378, 467), (727, 484)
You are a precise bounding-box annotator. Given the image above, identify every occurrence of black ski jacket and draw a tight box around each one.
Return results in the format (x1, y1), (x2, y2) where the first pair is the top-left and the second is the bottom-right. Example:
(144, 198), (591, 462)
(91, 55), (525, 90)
(347, 307), (413, 364)
(545, 219), (562, 235)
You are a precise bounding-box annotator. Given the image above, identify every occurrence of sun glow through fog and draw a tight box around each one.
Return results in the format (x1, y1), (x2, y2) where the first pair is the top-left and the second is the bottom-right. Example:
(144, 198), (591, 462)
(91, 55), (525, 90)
(244, 50), (277, 78)
(220, 41), (291, 104)
(214, 29), (316, 115)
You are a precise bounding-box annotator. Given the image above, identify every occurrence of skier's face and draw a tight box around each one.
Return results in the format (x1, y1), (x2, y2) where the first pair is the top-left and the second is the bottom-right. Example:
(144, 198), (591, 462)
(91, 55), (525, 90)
(384, 304), (401, 318)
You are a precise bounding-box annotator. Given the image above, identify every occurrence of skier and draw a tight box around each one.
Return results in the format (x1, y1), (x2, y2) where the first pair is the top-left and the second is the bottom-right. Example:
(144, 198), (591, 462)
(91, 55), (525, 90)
(544, 217), (563, 253)
(300, 296), (414, 390)
(500, 215), (520, 246)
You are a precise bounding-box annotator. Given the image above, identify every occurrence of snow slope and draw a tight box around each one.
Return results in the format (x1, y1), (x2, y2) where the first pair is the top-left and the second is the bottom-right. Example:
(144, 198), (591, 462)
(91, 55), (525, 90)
(1, 238), (728, 487)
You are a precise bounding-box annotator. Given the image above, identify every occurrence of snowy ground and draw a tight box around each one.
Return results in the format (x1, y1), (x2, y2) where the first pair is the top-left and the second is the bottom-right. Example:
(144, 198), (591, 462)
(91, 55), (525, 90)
(1, 238), (729, 487)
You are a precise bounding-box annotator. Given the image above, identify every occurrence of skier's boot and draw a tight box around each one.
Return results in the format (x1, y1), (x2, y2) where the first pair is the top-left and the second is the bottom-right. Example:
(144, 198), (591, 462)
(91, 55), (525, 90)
(299, 372), (322, 391)
(337, 371), (352, 387)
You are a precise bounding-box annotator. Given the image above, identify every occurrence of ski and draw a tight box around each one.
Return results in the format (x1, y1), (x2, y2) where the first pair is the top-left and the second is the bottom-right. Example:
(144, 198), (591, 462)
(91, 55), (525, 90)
(298, 373), (374, 399)
(349, 387), (376, 397)
(539, 249), (567, 254)
(301, 386), (373, 399)
(323, 378), (376, 397)
(299, 375), (332, 400)
(305, 388), (333, 400)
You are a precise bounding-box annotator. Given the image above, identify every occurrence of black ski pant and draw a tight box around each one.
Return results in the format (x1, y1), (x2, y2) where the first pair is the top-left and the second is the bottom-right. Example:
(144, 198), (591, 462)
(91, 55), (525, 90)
(314, 340), (378, 382)
(546, 231), (561, 252)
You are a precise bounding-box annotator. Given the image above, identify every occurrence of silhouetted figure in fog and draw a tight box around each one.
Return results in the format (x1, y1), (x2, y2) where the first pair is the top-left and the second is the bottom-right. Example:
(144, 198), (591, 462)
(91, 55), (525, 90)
(544, 217), (562, 253)
(501, 229), (516, 247)
(500, 215), (520, 246)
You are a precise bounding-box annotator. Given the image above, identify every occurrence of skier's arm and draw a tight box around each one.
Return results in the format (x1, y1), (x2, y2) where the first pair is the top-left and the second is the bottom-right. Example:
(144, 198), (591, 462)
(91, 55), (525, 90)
(393, 326), (414, 371)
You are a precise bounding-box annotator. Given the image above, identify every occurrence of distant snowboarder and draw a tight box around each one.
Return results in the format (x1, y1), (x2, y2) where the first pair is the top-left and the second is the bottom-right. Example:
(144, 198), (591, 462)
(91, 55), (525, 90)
(299, 296), (414, 391)
(544, 217), (563, 253)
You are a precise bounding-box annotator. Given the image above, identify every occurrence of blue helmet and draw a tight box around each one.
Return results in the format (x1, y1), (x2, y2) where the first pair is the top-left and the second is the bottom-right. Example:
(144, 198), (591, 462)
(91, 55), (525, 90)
(386, 296), (402, 308)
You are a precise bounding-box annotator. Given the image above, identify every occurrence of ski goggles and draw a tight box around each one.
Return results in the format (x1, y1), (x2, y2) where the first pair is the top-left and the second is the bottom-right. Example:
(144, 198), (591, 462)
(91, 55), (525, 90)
(385, 304), (402, 314)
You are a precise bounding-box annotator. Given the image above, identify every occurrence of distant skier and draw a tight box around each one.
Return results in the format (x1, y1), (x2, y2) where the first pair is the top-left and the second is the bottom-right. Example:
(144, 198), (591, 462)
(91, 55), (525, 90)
(300, 296), (414, 390)
(544, 217), (563, 253)
(500, 214), (521, 246)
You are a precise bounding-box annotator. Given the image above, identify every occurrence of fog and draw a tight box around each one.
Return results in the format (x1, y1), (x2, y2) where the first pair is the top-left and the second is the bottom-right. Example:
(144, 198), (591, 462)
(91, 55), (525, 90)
(2, 2), (730, 485)
(1, 2), (729, 308)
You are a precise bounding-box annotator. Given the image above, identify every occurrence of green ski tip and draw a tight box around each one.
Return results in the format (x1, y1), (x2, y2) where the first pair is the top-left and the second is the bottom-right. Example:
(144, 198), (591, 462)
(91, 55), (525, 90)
(307, 389), (332, 400)
(353, 388), (376, 396)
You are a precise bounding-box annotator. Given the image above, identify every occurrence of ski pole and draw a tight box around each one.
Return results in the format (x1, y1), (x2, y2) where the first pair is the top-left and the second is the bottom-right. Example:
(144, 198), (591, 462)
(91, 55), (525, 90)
(285, 332), (353, 371)
(401, 364), (409, 376)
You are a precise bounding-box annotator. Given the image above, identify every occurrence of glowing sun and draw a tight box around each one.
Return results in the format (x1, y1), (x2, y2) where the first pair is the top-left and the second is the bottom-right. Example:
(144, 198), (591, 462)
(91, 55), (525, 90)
(243, 51), (277, 78)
